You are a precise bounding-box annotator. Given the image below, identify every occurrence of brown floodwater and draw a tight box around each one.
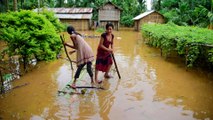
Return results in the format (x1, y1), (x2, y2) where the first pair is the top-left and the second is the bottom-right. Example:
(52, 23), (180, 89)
(0, 30), (213, 120)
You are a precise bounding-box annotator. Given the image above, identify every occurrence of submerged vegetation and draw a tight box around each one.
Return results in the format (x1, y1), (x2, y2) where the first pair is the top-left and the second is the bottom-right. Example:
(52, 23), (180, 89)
(142, 23), (213, 68)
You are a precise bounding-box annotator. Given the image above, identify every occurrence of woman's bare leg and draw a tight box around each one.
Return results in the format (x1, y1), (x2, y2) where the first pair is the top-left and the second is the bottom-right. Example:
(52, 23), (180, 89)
(95, 69), (102, 84)
(104, 64), (112, 78)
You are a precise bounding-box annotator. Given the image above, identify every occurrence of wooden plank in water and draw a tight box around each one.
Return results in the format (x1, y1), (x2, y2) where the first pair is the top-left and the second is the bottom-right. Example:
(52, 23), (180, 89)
(67, 85), (105, 90)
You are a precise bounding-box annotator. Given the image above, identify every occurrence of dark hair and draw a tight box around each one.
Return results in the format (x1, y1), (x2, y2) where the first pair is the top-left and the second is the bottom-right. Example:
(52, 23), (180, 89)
(106, 22), (114, 29)
(67, 26), (82, 36)
(67, 26), (75, 34)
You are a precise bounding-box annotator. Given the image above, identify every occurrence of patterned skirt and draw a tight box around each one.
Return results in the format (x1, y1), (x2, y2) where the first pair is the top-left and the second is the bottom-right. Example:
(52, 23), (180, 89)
(95, 54), (113, 72)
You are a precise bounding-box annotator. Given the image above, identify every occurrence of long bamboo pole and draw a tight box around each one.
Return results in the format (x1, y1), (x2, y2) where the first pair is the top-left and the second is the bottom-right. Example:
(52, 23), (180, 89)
(111, 53), (121, 79)
(60, 35), (74, 70)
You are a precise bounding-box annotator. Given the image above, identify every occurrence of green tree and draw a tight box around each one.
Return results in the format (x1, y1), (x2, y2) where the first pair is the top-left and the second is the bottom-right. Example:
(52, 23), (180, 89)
(153, 0), (212, 27)
(1, 0), (147, 27)
(112, 0), (146, 26)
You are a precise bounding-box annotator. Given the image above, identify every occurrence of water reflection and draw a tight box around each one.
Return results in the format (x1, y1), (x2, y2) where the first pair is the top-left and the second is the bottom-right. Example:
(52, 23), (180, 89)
(0, 55), (37, 93)
(110, 50), (195, 120)
(0, 30), (213, 120)
(38, 31), (213, 120)
(54, 60), (119, 119)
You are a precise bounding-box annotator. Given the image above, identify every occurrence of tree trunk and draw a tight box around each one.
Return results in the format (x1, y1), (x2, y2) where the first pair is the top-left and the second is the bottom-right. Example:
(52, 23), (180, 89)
(158, 0), (161, 10)
(21, 0), (23, 9)
(13, 0), (17, 11)
(38, 0), (40, 13)
(209, 0), (213, 29)
(208, 24), (213, 29)
(0, 70), (4, 94)
(5, 0), (9, 11)
(23, 55), (27, 72)
(60, 0), (62, 7)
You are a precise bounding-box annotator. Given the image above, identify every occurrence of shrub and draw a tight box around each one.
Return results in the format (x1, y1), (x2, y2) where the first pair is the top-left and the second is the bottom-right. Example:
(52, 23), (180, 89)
(142, 23), (213, 67)
(0, 10), (62, 62)
(39, 8), (64, 32)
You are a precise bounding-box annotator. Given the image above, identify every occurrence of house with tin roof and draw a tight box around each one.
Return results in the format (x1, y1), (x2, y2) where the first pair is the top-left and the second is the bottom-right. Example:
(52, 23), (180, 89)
(35, 8), (93, 30)
(133, 10), (165, 31)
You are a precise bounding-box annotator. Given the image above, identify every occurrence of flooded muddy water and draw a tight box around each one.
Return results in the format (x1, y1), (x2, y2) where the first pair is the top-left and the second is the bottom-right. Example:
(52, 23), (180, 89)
(0, 30), (213, 120)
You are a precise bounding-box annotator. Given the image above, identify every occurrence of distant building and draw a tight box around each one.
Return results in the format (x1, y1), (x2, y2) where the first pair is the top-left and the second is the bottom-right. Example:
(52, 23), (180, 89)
(34, 8), (93, 30)
(133, 10), (165, 31)
(98, 2), (122, 30)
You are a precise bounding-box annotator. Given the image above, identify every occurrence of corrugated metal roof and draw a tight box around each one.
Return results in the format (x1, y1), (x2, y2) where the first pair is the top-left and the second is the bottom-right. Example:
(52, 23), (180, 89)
(33, 8), (93, 19)
(34, 8), (93, 14)
(133, 10), (155, 20)
(55, 13), (92, 19)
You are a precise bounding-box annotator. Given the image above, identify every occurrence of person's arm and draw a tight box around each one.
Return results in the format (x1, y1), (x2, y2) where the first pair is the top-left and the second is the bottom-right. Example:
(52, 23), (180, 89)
(111, 35), (114, 50)
(64, 36), (77, 49)
(98, 36), (113, 52)
(69, 50), (76, 55)
(64, 43), (75, 49)
(111, 43), (113, 50)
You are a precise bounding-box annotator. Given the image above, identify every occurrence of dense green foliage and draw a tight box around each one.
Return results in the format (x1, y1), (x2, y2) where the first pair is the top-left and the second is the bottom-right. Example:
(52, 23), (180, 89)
(113, 0), (146, 27)
(0, 10), (62, 62)
(38, 9), (64, 32)
(0, 0), (146, 27)
(1, 0), (212, 27)
(153, 0), (213, 28)
(142, 23), (213, 67)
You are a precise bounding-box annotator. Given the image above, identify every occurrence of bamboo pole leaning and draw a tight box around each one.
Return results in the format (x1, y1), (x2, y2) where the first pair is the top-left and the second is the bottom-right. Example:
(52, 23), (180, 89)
(111, 53), (121, 79)
(60, 35), (74, 71)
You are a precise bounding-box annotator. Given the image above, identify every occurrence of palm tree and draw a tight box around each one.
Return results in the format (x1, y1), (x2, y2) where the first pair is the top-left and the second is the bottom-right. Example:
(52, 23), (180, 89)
(13, 0), (17, 11)
(5, 0), (9, 11)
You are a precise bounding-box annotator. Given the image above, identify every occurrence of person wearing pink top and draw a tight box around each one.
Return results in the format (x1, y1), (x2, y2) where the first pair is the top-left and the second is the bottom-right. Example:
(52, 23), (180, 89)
(64, 26), (94, 88)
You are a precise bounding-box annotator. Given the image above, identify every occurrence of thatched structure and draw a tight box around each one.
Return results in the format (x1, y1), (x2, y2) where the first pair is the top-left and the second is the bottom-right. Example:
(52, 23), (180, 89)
(98, 2), (122, 30)
(133, 10), (165, 31)
(34, 8), (93, 30)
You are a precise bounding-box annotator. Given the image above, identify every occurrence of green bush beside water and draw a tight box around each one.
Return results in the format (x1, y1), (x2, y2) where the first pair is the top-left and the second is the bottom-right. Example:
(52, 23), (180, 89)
(141, 23), (213, 68)
(0, 10), (64, 62)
